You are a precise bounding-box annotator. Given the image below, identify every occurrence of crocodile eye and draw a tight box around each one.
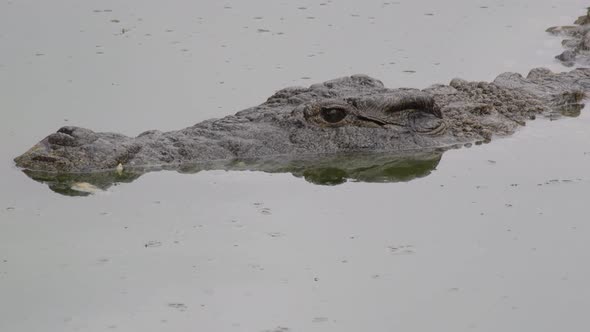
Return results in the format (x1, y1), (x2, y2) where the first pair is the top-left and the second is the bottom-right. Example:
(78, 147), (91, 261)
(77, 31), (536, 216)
(302, 100), (352, 126)
(320, 107), (347, 123)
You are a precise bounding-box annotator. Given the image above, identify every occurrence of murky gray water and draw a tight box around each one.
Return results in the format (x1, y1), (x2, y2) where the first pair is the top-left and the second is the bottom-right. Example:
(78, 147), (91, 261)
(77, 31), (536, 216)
(1, 1), (590, 331)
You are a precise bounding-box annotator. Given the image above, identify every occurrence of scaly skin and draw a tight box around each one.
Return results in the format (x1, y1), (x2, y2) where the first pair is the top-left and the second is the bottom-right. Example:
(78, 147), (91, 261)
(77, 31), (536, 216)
(548, 7), (590, 67)
(14, 67), (588, 174)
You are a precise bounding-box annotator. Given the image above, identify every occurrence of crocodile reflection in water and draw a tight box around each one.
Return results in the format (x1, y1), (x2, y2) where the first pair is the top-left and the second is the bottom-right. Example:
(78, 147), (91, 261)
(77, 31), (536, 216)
(22, 150), (444, 196)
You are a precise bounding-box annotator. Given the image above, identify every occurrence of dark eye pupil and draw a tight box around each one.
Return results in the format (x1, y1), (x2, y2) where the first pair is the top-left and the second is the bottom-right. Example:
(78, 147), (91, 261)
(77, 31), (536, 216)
(320, 108), (347, 123)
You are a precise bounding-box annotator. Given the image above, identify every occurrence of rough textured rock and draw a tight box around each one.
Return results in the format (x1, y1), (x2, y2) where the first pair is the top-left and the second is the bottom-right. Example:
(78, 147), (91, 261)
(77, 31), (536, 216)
(14, 68), (588, 174)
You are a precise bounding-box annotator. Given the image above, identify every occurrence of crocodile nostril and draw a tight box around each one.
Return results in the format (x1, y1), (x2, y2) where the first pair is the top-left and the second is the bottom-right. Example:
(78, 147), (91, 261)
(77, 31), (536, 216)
(57, 127), (76, 137)
(48, 127), (99, 147)
(47, 132), (80, 146)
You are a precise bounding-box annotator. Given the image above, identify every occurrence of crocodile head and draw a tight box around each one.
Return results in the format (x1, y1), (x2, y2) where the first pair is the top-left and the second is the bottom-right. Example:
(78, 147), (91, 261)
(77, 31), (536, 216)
(14, 75), (452, 173)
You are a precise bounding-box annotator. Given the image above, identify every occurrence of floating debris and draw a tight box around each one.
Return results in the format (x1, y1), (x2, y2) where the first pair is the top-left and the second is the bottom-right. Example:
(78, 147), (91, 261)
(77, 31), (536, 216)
(263, 327), (290, 332)
(168, 303), (188, 312)
(71, 182), (102, 194)
(144, 241), (162, 248)
(388, 245), (415, 255)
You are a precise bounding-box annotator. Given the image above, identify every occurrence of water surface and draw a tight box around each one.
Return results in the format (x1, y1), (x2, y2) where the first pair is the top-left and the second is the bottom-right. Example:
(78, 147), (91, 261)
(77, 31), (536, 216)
(1, 1), (590, 331)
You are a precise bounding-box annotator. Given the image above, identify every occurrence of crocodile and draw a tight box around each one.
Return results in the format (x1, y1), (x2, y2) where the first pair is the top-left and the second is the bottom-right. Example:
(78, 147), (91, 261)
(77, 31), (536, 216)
(548, 7), (590, 67)
(14, 67), (588, 177)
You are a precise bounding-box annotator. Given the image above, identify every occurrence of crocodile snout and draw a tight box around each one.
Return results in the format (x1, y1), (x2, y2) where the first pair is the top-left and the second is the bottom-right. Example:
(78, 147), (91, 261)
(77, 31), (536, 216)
(14, 139), (71, 171)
